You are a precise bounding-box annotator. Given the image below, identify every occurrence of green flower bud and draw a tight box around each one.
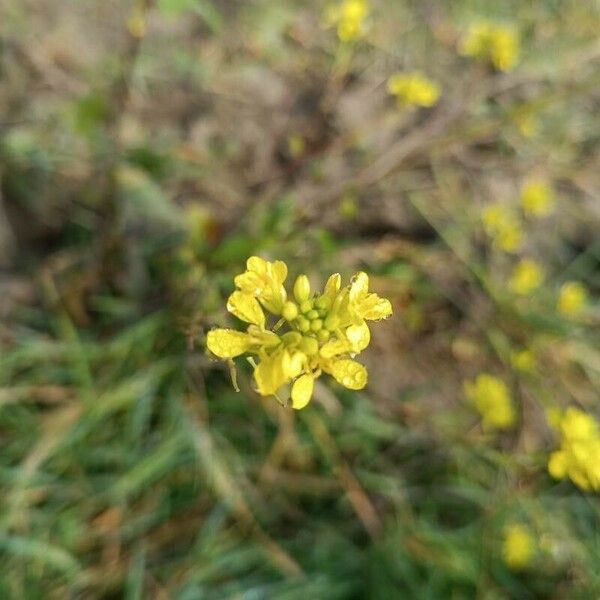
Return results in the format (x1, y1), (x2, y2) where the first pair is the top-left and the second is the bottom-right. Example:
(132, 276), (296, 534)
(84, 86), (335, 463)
(296, 316), (310, 333)
(300, 300), (313, 314)
(307, 309), (319, 320)
(317, 329), (330, 342)
(310, 319), (323, 332)
(294, 275), (311, 304)
(282, 301), (299, 321)
(315, 296), (332, 311)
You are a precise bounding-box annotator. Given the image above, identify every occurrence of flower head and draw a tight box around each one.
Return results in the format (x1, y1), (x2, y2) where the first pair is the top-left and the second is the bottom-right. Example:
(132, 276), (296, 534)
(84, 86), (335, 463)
(460, 22), (519, 72)
(481, 204), (523, 253)
(387, 72), (440, 108)
(509, 259), (544, 296)
(548, 408), (600, 492)
(521, 179), (554, 217)
(207, 258), (392, 409)
(557, 281), (587, 318)
(324, 0), (369, 43)
(503, 524), (534, 570)
(510, 349), (536, 374)
(464, 374), (515, 430)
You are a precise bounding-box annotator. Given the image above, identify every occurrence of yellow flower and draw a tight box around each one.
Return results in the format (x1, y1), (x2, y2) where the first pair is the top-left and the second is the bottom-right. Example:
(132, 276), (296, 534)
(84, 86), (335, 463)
(557, 281), (587, 317)
(207, 258), (392, 409)
(510, 349), (536, 374)
(521, 179), (554, 217)
(460, 22), (519, 72)
(509, 260), (544, 295)
(481, 205), (523, 253)
(464, 374), (515, 430)
(386, 72), (440, 108)
(548, 408), (600, 492)
(324, 0), (369, 43)
(234, 256), (288, 314)
(503, 524), (534, 570)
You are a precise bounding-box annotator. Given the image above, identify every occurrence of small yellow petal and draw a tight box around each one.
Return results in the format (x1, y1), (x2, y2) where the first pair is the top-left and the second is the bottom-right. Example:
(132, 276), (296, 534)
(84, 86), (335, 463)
(272, 260), (288, 285)
(206, 329), (251, 359)
(291, 374), (314, 410)
(327, 359), (367, 390)
(227, 291), (265, 327)
(324, 273), (341, 299)
(349, 272), (369, 303)
(345, 321), (370, 352)
(360, 294), (393, 320)
(320, 338), (351, 359)
(254, 351), (289, 396)
(247, 256), (267, 273)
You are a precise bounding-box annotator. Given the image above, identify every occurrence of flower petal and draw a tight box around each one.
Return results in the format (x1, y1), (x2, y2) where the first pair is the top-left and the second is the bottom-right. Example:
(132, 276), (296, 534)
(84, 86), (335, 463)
(271, 260), (288, 286)
(227, 291), (265, 327)
(291, 374), (314, 410)
(207, 329), (252, 359)
(327, 359), (367, 390)
(349, 272), (369, 303)
(247, 256), (267, 274)
(345, 321), (370, 352)
(359, 294), (393, 321)
(320, 338), (351, 359)
(324, 273), (341, 299)
(253, 349), (300, 396)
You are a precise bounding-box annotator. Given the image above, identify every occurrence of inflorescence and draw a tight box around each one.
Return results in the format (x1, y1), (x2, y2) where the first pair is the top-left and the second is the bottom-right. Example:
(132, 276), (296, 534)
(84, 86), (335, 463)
(206, 257), (392, 409)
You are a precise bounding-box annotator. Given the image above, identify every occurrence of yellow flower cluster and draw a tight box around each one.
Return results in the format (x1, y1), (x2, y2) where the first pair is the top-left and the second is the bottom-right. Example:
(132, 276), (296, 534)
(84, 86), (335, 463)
(509, 259), (544, 296)
(460, 22), (519, 72)
(324, 0), (369, 42)
(548, 408), (600, 492)
(481, 204), (523, 253)
(206, 257), (392, 409)
(503, 524), (534, 570)
(386, 72), (440, 108)
(521, 179), (554, 217)
(464, 374), (515, 431)
(557, 281), (588, 317)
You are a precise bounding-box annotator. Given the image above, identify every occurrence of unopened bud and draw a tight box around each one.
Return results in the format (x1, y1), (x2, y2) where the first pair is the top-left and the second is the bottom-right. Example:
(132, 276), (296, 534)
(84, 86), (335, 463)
(294, 275), (311, 304)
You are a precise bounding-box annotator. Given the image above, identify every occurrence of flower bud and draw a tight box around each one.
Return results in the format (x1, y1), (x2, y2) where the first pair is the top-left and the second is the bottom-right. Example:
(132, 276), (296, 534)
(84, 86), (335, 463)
(310, 319), (323, 332)
(294, 275), (311, 303)
(296, 316), (310, 333)
(317, 329), (330, 342)
(282, 301), (299, 321)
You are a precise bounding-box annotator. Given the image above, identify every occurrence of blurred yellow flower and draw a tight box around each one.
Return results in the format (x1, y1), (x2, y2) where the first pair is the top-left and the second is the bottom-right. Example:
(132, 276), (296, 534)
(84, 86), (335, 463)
(460, 22), (519, 72)
(464, 374), (515, 430)
(503, 524), (534, 570)
(548, 408), (600, 492)
(207, 258), (392, 409)
(324, 0), (369, 42)
(481, 205), (523, 253)
(509, 260), (544, 295)
(510, 349), (536, 374)
(521, 179), (554, 217)
(557, 281), (588, 317)
(386, 72), (440, 108)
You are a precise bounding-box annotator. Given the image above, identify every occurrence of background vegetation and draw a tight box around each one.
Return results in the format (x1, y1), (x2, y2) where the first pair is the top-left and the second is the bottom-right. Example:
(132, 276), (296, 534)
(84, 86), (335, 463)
(1, 0), (599, 598)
